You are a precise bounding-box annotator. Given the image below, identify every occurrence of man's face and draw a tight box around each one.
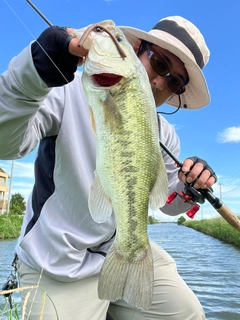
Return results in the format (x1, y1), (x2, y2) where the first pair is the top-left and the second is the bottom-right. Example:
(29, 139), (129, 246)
(137, 44), (188, 107)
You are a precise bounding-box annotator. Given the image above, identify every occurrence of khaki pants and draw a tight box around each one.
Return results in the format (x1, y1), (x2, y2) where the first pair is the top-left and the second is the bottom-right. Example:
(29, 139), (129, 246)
(17, 242), (205, 320)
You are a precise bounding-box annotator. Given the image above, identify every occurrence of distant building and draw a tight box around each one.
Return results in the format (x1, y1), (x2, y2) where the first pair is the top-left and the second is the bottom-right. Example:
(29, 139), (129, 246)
(0, 168), (10, 214)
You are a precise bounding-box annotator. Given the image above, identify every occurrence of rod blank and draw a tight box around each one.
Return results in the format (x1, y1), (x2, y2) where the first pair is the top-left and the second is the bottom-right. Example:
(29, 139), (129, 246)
(26, 0), (53, 27)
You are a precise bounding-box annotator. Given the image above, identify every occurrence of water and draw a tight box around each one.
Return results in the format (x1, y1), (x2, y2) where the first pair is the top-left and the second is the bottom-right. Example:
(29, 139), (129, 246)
(0, 224), (240, 319)
(0, 239), (20, 319)
(148, 224), (240, 320)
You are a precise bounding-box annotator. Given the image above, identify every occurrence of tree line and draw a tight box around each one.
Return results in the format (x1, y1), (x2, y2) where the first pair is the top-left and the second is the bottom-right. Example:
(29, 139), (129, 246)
(7, 192), (26, 215)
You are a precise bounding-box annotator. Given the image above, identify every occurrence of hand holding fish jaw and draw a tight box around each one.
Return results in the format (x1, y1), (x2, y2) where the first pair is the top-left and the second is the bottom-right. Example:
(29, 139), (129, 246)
(179, 157), (217, 189)
(31, 22), (126, 87)
(31, 26), (88, 86)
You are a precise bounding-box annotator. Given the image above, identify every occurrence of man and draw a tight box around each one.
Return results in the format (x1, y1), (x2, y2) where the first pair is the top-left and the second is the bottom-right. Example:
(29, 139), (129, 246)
(0, 16), (216, 319)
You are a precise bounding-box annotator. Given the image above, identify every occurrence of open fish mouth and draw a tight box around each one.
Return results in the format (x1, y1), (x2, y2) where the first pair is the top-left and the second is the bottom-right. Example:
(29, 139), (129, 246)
(92, 73), (123, 87)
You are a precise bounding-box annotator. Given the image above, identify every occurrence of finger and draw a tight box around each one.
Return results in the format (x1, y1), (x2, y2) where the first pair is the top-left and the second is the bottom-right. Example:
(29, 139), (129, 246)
(181, 159), (195, 173)
(66, 28), (89, 57)
(66, 27), (76, 34)
(185, 162), (205, 184)
(179, 170), (216, 189)
(178, 171), (187, 184)
(77, 57), (85, 66)
(192, 169), (211, 189)
(204, 176), (216, 188)
(68, 37), (89, 57)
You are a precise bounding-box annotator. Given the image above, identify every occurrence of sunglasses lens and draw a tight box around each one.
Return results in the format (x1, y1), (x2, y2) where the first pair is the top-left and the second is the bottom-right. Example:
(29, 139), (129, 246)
(149, 54), (169, 76)
(168, 78), (185, 94)
(147, 46), (185, 95)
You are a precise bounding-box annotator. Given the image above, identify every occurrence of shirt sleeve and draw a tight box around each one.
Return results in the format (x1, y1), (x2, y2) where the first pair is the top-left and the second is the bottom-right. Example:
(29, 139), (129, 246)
(0, 44), (63, 160)
(157, 114), (192, 216)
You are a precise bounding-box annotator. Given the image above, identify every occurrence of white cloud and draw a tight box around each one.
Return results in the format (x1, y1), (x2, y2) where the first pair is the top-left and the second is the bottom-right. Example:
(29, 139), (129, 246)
(171, 124), (185, 131)
(0, 160), (34, 179)
(217, 126), (240, 143)
(12, 162), (34, 179)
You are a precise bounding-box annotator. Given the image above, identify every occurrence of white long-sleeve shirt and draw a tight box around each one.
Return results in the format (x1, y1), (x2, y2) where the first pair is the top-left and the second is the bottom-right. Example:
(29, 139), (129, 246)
(0, 44), (191, 281)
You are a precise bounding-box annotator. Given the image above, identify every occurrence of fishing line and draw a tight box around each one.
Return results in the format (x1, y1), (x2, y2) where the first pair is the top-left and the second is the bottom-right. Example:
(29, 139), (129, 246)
(3, 0), (69, 84)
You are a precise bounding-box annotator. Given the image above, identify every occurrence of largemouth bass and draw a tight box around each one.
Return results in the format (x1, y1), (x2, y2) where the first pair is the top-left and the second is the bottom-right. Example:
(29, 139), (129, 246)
(73, 20), (168, 310)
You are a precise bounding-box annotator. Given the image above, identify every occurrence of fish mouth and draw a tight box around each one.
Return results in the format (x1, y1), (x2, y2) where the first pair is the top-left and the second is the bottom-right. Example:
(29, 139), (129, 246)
(92, 73), (123, 87)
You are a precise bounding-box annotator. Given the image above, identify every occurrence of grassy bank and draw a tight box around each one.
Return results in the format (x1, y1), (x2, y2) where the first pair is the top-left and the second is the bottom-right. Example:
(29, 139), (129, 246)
(183, 216), (240, 248)
(0, 214), (23, 239)
(0, 215), (157, 239)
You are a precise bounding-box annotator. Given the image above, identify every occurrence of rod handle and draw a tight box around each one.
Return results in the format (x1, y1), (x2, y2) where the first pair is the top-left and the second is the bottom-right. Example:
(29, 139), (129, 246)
(217, 204), (240, 232)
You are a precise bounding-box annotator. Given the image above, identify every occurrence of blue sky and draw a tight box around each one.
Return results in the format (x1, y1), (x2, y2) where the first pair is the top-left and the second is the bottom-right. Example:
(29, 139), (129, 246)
(0, 0), (240, 221)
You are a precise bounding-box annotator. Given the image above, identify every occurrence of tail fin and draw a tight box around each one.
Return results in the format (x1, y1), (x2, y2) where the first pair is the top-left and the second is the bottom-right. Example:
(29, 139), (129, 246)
(98, 241), (153, 310)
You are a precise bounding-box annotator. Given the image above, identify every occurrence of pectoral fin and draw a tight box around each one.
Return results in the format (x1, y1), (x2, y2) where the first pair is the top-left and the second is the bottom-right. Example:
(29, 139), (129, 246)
(88, 171), (113, 222)
(149, 156), (168, 209)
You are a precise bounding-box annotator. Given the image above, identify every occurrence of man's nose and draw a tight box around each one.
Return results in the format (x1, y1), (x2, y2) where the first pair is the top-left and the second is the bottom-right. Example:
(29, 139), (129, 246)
(152, 75), (168, 90)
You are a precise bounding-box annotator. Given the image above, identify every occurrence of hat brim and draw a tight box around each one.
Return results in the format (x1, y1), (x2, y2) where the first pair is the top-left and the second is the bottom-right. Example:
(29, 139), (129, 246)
(119, 26), (210, 110)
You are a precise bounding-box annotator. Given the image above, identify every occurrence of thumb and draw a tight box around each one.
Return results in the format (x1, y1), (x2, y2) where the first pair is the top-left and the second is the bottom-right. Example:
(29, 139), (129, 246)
(67, 28), (88, 58)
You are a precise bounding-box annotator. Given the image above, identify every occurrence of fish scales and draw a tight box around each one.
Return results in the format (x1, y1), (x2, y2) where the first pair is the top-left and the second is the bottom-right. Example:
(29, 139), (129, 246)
(73, 20), (168, 310)
(90, 78), (159, 252)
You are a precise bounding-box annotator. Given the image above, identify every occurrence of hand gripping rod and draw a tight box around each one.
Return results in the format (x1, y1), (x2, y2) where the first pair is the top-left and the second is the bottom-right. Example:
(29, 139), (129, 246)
(159, 141), (240, 232)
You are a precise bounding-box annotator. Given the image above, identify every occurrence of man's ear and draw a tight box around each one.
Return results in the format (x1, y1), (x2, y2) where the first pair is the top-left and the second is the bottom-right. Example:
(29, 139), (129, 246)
(132, 39), (142, 53)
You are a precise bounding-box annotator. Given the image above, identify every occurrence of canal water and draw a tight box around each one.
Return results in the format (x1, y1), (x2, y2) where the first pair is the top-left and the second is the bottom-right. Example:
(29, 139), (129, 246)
(0, 223), (240, 319)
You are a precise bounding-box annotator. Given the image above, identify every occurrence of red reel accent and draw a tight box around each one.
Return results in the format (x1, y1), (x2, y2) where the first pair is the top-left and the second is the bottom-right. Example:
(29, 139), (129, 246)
(166, 192), (200, 219)
(186, 204), (200, 219)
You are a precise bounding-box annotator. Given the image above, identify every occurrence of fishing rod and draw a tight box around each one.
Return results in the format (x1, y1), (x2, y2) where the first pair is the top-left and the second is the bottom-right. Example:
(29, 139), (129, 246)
(160, 140), (240, 232)
(26, 0), (53, 26)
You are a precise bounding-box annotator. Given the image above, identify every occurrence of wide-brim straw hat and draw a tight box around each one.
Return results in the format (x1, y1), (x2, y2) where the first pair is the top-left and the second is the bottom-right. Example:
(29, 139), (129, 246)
(120, 16), (210, 109)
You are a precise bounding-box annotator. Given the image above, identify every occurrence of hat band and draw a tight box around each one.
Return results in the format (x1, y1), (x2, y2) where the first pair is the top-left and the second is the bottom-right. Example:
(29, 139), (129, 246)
(153, 20), (204, 69)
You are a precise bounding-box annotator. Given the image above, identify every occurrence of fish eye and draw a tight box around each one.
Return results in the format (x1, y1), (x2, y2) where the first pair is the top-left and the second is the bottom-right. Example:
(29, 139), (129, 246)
(116, 35), (124, 42)
(95, 27), (103, 33)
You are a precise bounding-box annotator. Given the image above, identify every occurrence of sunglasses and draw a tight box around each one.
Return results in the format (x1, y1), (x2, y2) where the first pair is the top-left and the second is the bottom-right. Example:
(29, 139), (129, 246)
(146, 44), (187, 95)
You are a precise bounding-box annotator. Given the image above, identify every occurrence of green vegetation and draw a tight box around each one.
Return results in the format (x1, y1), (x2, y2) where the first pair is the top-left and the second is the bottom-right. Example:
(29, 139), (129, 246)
(0, 192), (25, 239)
(183, 216), (240, 248)
(148, 215), (160, 224)
(9, 193), (26, 216)
(177, 215), (186, 225)
(0, 214), (23, 239)
(0, 299), (20, 320)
